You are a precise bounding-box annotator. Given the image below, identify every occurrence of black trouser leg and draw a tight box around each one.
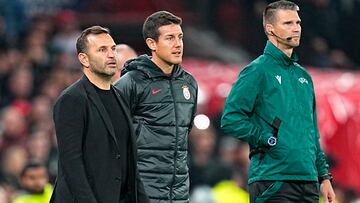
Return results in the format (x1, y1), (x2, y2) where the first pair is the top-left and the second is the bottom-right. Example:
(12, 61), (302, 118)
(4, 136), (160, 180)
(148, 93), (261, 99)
(249, 181), (319, 203)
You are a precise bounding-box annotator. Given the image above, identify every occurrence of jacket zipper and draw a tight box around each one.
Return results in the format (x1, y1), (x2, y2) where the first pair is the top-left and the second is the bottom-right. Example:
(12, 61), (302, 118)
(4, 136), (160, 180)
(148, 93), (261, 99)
(169, 78), (178, 203)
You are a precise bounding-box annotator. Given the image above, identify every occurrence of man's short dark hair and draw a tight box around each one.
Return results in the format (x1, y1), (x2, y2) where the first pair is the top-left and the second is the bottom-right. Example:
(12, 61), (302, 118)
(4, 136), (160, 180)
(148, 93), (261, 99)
(263, 0), (299, 28)
(142, 11), (182, 41)
(20, 161), (47, 177)
(76, 25), (110, 54)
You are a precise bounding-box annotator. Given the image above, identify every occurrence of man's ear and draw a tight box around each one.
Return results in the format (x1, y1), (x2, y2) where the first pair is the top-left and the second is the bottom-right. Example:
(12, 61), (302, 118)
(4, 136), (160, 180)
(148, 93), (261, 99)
(78, 53), (89, 67)
(145, 38), (156, 52)
(265, 23), (273, 36)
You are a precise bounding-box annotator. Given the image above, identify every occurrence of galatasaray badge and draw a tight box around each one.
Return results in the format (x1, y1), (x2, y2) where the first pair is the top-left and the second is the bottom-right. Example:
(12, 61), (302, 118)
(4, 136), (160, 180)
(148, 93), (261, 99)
(182, 85), (190, 100)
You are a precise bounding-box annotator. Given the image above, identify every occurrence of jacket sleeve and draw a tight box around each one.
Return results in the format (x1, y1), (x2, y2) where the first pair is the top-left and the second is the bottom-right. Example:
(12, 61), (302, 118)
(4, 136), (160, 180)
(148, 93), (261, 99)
(136, 169), (150, 203)
(114, 73), (137, 112)
(53, 93), (97, 203)
(313, 96), (329, 176)
(221, 65), (273, 147)
(189, 78), (198, 131)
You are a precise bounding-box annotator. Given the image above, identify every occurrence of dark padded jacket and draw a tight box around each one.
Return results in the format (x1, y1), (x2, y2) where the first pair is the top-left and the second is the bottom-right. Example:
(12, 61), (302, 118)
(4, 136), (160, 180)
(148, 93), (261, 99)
(114, 55), (198, 203)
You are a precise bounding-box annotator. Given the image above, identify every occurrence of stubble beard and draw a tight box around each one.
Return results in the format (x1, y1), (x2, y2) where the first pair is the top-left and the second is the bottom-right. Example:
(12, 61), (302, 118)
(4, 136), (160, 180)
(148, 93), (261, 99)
(90, 62), (116, 79)
(289, 38), (300, 48)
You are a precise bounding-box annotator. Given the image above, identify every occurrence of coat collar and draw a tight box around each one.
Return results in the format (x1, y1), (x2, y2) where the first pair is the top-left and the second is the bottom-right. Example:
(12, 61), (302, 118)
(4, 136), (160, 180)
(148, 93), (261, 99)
(263, 40), (299, 67)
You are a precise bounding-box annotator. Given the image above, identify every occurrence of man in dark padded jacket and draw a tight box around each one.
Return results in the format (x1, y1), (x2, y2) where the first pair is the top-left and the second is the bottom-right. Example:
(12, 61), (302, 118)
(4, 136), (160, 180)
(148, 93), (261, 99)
(114, 11), (198, 203)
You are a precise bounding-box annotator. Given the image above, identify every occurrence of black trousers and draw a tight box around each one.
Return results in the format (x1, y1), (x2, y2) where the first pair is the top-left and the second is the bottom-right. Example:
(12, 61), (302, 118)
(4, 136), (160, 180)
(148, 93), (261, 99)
(249, 181), (319, 203)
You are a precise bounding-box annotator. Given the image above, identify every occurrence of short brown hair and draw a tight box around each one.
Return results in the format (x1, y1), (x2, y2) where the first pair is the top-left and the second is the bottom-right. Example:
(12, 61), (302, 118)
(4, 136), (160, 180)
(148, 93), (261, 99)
(76, 25), (110, 54)
(142, 11), (182, 41)
(263, 0), (299, 28)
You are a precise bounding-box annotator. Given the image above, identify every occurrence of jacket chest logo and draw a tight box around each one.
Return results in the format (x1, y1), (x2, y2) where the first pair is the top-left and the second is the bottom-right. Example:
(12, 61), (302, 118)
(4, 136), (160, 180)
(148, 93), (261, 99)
(182, 85), (190, 100)
(298, 77), (308, 84)
(275, 75), (282, 85)
(151, 89), (161, 95)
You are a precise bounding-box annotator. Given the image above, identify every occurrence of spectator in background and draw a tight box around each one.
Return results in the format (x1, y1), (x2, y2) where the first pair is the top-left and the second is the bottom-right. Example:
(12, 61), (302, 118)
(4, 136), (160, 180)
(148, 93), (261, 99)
(218, 137), (249, 189)
(211, 170), (250, 203)
(1, 66), (34, 111)
(111, 44), (137, 82)
(51, 10), (80, 53)
(0, 184), (15, 203)
(39, 70), (73, 103)
(0, 0), (27, 46)
(51, 10), (81, 69)
(221, 1), (335, 202)
(26, 130), (53, 166)
(0, 146), (28, 190)
(22, 17), (54, 89)
(12, 161), (53, 203)
(26, 128), (58, 183)
(307, 36), (333, 68)
(189, 133), (250, 203)
(329, 49), (356, 70)
(0, 107), (28, 154)
(189, 126), (229, 191)
(28, 95), (53, 133)
(114, 11), (198, 203)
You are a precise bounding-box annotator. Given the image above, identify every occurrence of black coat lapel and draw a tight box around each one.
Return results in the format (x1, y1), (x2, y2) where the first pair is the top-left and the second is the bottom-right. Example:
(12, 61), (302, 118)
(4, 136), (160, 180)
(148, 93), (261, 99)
(81, 76), (119, 149)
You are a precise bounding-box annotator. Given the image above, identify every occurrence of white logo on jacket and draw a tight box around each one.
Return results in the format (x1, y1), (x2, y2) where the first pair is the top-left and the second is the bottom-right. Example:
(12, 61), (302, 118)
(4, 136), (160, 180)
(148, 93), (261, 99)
(275, 75), (281, 85)
(298, 77), (308, 84)
(182, 85), (190, 100)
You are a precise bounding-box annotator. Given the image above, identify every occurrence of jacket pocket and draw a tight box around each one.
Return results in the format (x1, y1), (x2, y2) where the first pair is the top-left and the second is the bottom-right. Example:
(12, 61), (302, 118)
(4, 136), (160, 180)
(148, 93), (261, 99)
(255, 181), (283, 203)
(255, 181), (284, 203)
(249, 114), (282, 160)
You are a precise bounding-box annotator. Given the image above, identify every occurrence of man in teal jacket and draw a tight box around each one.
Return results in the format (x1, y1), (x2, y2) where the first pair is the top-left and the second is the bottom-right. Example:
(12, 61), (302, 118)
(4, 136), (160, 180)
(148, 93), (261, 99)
(221, 1), (335, 202)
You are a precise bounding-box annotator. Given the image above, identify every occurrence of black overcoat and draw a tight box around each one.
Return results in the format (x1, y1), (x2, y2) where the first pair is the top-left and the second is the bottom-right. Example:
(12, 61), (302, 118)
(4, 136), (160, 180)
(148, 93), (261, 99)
(50, 75), (148, 203)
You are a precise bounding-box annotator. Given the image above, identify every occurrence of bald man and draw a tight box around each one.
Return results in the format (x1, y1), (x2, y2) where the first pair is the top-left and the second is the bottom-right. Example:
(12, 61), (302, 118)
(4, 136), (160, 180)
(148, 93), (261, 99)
(112, 44), (137, 82)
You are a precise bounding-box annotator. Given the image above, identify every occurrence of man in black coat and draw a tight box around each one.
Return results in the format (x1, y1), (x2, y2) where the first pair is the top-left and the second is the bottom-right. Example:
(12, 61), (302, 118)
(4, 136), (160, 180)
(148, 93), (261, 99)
(50, 25), (149, 203)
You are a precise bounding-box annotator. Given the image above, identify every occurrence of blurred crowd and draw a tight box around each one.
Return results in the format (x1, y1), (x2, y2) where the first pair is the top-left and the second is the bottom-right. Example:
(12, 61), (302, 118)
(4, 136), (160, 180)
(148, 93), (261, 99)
(0, 10), (82, 203)
(1, 0), (360, 202)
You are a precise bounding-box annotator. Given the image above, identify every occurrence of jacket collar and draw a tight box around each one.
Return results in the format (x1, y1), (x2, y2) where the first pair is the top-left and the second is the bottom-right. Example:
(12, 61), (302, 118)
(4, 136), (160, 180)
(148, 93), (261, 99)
(263, 40), (299, 67)
(125, 55), (184, 79)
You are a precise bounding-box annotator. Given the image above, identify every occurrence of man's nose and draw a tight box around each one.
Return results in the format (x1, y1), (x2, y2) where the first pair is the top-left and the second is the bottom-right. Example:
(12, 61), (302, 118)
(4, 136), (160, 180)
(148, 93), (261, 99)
(294, 24), (301, 33)
(174, 38), (182, 47)
(108, 49), (115, 58)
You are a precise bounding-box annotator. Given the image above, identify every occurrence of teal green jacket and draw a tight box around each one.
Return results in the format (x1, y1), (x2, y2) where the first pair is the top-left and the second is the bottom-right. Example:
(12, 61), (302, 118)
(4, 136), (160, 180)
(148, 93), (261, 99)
(221, 41), (329, 184)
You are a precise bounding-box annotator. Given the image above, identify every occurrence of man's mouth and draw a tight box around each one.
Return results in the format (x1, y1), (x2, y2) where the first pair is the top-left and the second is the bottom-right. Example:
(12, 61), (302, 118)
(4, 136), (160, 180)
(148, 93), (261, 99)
(106, 61), (117, 67)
